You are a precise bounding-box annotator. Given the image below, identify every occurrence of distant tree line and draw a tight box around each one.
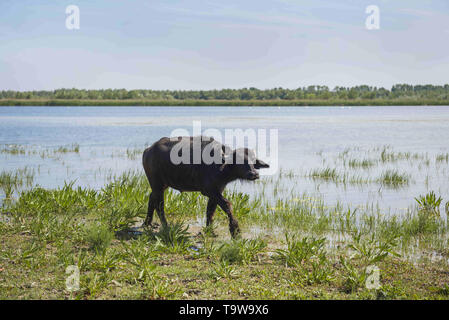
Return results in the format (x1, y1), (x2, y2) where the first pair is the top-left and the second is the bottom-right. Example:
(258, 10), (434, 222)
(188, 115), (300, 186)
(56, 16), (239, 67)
(2, 84), (449, 101)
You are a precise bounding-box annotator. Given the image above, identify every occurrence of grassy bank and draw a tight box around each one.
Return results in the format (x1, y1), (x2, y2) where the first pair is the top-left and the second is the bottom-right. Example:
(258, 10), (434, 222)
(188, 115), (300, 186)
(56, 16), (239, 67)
(1, 98), (449, 106)
(1, 171), (449, 300)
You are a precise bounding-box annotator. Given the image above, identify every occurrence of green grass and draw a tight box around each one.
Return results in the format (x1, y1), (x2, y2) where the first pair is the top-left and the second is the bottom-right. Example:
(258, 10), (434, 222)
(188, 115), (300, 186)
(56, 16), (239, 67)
(274, 235), (327, 267)
(0, 145), (27, 155)
(83, 223), (114, 253)
(0, 167), (35, 199)
(1, 170), (449, 299)
(55, 143), (80, 154)
(308, 168), (340, 181)
(347, 158), (376, 169)
(218, 238), (267, 265)
(378, 170), (409, 187)
(306, 166), (411, 188)
(1, 144), (80, 161)
(436, 153), (449, 163)
(380, 147), (425, 163)
(415, 191), (443, 218)
(150, 221), (193, 254)
(125, 148), (142, 160)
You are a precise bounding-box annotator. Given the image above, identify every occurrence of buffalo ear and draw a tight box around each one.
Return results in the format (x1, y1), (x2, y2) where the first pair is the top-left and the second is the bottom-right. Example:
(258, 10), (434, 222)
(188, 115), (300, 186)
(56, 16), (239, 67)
(254, 159), (269, 169)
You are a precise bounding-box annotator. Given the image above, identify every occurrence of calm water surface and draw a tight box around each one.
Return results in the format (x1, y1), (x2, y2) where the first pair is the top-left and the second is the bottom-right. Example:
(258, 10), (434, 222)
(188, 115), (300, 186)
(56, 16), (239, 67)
(1, 106), (449, 215)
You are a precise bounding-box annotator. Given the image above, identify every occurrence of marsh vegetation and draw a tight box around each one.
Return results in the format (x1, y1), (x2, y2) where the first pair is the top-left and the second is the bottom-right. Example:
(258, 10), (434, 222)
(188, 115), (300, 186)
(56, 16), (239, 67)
(1, 106), (449, 299)
(1, 146), (449, 299)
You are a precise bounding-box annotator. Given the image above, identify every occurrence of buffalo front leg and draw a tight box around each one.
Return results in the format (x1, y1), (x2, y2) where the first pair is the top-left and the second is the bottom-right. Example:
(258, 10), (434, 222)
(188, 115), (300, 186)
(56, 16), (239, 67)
(214, 194), (240, 238)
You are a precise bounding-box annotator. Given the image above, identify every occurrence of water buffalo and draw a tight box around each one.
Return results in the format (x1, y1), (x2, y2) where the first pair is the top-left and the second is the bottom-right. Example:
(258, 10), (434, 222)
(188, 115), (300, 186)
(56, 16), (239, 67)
(142, 136), (269, 238)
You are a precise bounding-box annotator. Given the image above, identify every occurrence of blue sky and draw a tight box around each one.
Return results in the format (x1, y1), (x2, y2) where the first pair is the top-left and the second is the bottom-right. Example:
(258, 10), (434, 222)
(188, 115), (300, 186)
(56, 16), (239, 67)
(1, 0), (449, 90)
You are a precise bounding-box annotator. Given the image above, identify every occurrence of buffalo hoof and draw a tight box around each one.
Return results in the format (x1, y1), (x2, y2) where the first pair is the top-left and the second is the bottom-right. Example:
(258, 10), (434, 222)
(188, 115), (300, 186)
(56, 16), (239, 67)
(229, 220), (241, 239)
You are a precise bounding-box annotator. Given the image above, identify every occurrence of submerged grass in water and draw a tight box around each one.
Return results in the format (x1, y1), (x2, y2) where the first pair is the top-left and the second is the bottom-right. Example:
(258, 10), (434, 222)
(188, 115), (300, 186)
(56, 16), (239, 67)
(378, 170), (409, 187)
(0, 167), (35, 199)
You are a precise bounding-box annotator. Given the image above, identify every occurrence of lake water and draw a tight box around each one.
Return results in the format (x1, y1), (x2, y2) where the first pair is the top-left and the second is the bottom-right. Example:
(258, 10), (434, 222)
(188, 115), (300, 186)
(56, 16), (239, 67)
(1, 106), (449, 215)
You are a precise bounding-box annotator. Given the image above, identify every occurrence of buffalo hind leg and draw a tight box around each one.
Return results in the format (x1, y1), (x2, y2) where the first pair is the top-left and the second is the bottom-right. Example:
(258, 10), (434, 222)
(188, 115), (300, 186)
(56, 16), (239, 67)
(154, 191), (168, 228)
(143, 192), (156, 226)
(206, 198), (217, 226)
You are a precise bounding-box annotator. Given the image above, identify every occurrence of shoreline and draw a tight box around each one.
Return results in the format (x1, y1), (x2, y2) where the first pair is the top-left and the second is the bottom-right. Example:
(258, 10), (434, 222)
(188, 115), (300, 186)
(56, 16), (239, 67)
(1, 99), (449, 107)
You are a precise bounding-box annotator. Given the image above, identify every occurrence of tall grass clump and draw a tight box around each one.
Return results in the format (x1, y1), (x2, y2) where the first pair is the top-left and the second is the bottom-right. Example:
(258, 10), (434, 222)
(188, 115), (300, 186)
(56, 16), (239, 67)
(0, 167), (35, 192)
(83, 223), (114, 253)
(210, 260), (238, 280)
(275, 234), (335, 285)
(399, 210), (442, 239)
(163, 189), (207, 220)
(218, 238), (267, 265)
(121, 238), (158, 283)
(340, 232), (400, 293)
(308, 168), (339, 181)
(150, 221), (192, 253)
(436, 153), (449, 163)
(99, 172), (148, 231)
(379, 147), (421, 163)
(415, 191), (443, 218)
(9, 181), (97, 217)
(378, 170), (409, 187)
(55, 143), (80, 153)
(125, 148), (142, 160)
(348, 158), (376, 169)
(223, 191), (261, 218)
(274, 234), (327, 267)
(0, 144), (27, 155)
